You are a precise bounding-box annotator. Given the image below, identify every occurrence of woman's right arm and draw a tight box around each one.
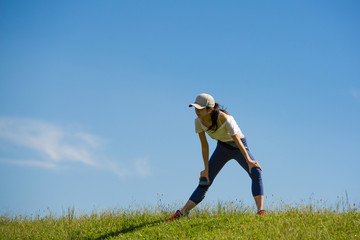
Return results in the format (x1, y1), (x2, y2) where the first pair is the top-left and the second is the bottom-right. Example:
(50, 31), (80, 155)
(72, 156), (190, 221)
(198, 132), (210, 181)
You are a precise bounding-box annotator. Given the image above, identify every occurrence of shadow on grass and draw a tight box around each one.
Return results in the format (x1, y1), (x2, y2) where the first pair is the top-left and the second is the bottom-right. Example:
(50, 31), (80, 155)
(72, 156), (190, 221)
(93, 219), (163, 240)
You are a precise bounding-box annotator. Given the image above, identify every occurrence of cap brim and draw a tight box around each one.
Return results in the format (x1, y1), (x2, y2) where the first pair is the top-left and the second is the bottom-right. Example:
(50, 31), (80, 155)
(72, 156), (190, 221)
(189, 103), (206, 109)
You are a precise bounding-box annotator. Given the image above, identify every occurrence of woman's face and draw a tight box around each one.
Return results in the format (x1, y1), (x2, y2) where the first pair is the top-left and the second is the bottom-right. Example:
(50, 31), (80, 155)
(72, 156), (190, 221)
(195, 107), (212, 118)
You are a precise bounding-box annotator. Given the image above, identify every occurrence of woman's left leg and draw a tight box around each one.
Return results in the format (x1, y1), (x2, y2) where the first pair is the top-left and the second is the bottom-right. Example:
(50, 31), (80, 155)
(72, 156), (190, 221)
(231, 140), (264, 211)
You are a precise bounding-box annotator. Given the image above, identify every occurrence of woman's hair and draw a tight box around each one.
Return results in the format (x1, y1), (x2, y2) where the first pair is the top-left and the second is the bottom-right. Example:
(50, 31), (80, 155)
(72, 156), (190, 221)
(207, 103), (229, 132)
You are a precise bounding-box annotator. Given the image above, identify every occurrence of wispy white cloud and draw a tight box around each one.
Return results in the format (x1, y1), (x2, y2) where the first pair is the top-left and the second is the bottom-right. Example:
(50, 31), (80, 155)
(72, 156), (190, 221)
(135, 158), (152, 177)
(0, 117), (151, 177)
(0, 117), (98, 166)
(0, 158), (58, 169)
(341, 88), (360, 102)
(349, 88), (360, 100)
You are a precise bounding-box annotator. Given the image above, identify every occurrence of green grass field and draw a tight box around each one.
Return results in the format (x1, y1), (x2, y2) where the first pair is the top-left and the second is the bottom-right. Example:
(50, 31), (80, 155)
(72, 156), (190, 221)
(1, 200), (359, 240)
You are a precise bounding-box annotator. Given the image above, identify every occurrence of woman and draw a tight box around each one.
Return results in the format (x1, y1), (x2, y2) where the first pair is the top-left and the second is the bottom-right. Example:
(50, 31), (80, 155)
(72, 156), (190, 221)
(167, 93), (266, 220)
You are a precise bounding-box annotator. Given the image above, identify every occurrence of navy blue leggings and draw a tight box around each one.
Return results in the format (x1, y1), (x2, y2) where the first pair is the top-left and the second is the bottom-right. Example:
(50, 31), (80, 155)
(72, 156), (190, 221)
(189, 138), (264, 204)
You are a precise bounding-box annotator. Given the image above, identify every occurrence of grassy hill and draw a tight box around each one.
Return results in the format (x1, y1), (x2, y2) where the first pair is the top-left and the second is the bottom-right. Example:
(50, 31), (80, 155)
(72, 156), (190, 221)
(1, 201), (359, 239)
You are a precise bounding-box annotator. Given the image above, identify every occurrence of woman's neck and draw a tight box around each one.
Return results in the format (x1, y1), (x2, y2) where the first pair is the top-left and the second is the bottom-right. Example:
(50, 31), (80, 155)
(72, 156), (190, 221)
(199, 114), (212, 126)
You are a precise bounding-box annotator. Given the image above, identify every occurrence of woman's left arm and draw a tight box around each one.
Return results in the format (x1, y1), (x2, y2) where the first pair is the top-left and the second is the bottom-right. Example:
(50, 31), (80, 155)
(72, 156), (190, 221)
(231, 134), (262, 173)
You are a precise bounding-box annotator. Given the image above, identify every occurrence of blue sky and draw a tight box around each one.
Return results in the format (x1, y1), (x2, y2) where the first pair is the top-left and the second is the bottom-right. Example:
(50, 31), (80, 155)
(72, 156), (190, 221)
(1, 0), (359, 215)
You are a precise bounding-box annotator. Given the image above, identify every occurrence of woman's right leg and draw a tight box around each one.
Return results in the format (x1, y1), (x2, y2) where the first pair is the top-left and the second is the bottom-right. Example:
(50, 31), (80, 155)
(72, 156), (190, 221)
(183, 143), (231, 213)
(181, 199), (197, 213)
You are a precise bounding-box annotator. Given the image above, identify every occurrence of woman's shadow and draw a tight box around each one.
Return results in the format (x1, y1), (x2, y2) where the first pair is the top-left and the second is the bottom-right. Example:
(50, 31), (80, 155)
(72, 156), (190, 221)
(93, 219), (163, 240)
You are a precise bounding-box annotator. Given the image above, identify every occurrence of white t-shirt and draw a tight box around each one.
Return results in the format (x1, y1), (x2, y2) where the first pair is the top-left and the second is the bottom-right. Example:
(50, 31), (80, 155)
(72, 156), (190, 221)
(195, 115), (244, 142)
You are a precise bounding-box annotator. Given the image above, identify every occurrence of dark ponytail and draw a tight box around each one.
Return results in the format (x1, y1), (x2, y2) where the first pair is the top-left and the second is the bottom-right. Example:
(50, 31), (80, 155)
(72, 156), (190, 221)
(207, 103), (229, 132)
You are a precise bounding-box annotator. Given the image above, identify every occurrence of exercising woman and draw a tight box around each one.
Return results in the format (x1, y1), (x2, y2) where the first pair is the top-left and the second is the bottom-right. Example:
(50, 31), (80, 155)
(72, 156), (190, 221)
(167, 93), (266, 220)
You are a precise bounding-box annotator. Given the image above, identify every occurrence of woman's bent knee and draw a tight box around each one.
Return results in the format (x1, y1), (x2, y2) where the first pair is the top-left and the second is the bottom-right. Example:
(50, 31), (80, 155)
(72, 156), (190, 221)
(250, 167), (262, 179)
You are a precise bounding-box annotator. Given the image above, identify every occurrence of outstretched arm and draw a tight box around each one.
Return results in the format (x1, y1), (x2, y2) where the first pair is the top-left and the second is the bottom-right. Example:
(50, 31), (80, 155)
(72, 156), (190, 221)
(232, 134), (262, 173)
(198, 132), (210, 181)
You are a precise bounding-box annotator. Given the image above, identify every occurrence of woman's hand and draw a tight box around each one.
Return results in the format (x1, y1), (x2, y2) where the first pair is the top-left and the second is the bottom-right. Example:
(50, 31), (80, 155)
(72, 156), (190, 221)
(200, 169), (209, 182)
(248, 160), (262, 174)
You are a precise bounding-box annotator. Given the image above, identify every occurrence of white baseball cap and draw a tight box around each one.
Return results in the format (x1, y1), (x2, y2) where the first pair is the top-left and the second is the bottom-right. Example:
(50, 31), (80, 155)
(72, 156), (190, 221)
(189, 93), (215, 109)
